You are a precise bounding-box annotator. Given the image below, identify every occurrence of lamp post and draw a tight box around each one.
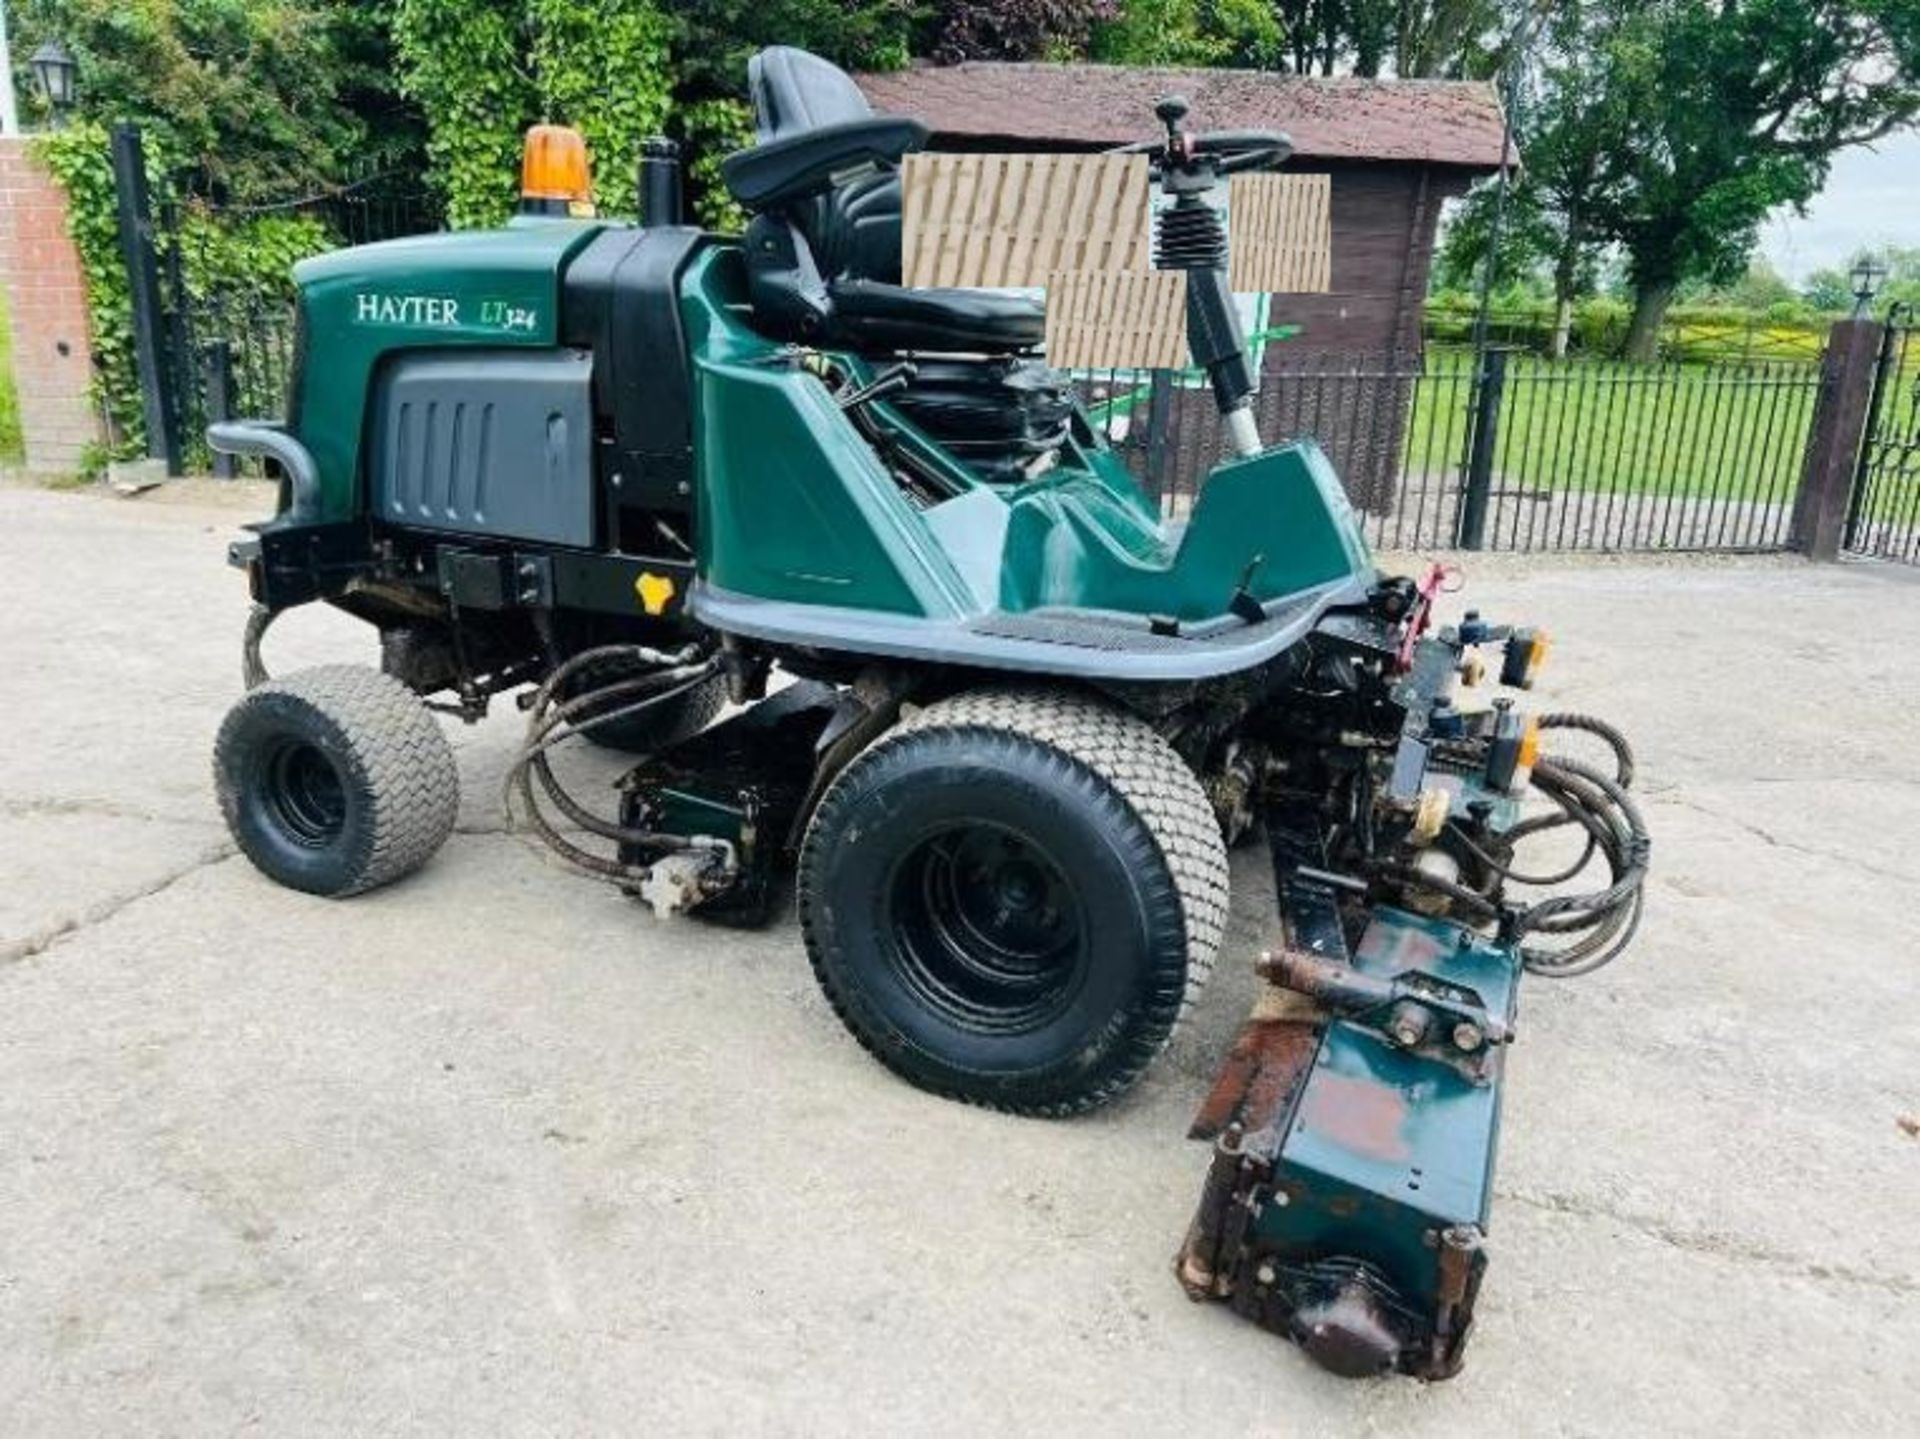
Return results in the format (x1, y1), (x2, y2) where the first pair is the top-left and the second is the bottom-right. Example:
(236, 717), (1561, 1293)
(29, 38), (78, 127)
(1, 3), (20, 136)
(1849, 257), (1888, 320)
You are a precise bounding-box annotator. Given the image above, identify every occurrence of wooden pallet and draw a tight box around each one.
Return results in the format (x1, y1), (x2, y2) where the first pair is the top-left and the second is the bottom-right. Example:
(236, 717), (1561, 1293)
(1043, 270), (1189, 370)
(901, 152), (1151, 289)
(1228, 173), (1332, 295)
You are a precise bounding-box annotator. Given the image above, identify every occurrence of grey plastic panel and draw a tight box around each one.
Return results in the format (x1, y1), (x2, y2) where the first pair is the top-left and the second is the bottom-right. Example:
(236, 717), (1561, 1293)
(372, 349), (594, 548)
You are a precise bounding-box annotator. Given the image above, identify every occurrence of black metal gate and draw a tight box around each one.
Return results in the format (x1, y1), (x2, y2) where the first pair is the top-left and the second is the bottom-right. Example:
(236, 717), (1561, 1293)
(1845, 303), (1920, 564)
(111, 123), (440, 476)
(160, 171), (441, 473)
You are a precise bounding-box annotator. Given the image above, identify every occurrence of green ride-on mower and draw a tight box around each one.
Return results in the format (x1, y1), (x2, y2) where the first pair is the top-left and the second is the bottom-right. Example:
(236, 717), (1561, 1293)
(209, 47), (1650, 1381)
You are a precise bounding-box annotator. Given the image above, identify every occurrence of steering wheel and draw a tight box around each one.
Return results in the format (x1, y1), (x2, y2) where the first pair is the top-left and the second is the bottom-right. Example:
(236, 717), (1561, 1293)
(1108, 96), (1292, 179)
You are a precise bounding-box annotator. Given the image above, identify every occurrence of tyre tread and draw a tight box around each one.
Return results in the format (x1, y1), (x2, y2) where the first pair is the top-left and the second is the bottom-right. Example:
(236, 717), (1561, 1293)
(799, 684), (1230, 1117)
(891, 688), (1230, 1008)
(215, 664), (459, 896)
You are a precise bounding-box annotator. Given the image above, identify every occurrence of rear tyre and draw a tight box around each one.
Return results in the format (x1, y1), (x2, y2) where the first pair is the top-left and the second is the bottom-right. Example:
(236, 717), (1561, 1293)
(214, 664), (459, 897)
(799, 687), (1229, 1117)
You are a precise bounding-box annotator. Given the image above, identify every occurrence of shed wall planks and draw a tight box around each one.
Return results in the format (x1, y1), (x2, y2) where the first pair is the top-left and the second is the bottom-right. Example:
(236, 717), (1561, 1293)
(1043, 270), (1189, 370)
(902, 153), (1152, 289)
(1228, 173), (1332, 295)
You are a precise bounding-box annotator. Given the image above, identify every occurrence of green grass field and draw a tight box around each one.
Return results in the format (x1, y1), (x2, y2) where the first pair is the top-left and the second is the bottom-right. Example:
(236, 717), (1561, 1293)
(0, 291), (23, 466)
(1402, 348), (1821, 505)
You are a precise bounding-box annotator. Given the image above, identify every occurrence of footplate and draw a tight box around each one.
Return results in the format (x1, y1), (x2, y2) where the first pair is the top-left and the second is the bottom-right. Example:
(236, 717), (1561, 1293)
(1176, 810), (1520, 1380)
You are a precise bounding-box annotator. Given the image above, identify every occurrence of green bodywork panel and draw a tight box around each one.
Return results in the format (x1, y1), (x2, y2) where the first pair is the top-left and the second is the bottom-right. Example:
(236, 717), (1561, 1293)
(289, 219), (603, 522)
(994, 443), (1368, 619)
(678, 261), (979, 618)
(1257, 909), (1519, 1316)
(280, 225), (1372, 630)
(680, 248), (1372, 621)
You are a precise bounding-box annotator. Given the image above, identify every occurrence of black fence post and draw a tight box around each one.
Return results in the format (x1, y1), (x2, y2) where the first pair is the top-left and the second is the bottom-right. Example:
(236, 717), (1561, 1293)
(204, 341), (236, 478)
(1144, 369), (1174, 505)
(1456, 348), (1508, 550)
(158, 199), (199, 464)
(110, 123), (181, 475)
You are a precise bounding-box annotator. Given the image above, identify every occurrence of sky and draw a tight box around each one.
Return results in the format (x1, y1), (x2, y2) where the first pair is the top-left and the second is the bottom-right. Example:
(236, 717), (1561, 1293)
(1760, 129), (1920, 282)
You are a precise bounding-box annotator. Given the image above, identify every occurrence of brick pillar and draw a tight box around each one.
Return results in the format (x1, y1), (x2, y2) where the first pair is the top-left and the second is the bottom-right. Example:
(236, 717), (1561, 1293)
(0, 135), (103, 474)
(1790, 318), (1882, 562)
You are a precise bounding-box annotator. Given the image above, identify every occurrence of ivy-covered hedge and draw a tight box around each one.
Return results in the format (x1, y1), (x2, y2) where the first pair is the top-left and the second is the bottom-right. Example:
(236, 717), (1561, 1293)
(393, 0), (675, 228)
(391, 1), (917, 230)
(35, 123), (334, 472)
(680, 98), (755, 232)
(1424, 290), (1831, 365)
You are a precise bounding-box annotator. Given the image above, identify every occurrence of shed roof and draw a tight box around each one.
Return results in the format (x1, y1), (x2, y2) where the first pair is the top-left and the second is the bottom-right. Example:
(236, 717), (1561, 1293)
(855, 62), (1510, 171)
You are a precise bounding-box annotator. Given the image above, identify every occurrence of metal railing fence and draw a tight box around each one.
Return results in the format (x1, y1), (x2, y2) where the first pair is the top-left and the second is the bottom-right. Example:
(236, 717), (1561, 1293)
(1085, 347), (1825, 555)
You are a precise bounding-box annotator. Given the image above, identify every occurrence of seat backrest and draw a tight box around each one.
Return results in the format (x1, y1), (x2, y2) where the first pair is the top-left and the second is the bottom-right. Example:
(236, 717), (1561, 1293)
(742, 47), (902, 287)
(748, 47), (876, 141)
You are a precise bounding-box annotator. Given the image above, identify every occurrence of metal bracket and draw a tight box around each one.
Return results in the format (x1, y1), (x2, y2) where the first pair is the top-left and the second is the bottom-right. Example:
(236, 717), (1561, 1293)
(1256, 947), (1510, 1084)
(512, 552), (555, 609)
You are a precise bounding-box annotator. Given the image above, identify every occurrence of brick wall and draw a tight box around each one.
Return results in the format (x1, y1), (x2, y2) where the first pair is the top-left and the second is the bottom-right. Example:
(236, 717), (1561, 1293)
(0, 135), (102, 474)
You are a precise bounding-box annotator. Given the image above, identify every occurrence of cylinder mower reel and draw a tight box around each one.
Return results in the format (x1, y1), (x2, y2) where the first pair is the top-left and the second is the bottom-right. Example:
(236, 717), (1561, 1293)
(206, 46), (1649, 1385)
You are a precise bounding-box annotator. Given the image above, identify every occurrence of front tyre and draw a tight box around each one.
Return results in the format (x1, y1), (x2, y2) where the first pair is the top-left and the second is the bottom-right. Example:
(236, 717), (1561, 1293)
(214, 664), (459, 897)
(799, 687), (1229, 1117)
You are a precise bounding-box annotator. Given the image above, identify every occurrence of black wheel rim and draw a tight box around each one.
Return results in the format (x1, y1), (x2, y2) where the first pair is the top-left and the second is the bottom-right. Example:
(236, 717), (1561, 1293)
(885, 822), (1089, 1035)
(260, 738), (347, 848)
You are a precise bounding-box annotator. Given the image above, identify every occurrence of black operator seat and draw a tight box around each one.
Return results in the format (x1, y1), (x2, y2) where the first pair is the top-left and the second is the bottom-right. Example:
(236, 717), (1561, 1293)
(721, 47), (1046, 355)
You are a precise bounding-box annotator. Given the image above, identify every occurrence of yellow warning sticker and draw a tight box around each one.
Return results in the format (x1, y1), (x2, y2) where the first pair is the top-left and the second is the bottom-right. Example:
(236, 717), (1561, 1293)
(635, 572), (677, 616)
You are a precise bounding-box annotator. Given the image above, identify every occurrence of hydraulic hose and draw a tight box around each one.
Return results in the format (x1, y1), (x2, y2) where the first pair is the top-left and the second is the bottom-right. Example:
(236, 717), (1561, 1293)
(501, 644), (732, 885)
(242, 603), (277, 689)
(1400, 713), (1650, 977)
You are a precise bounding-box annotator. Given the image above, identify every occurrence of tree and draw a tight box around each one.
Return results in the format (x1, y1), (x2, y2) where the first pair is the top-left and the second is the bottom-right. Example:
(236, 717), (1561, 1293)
(1801, 266), (1856, 315)
(1260, 2), (1516, 77)
(1440, 2), (1920, 359)
(328, 2), (430, 173)
(1093, 1), (1284, 67)
(1709, 260), (1797, 311)
(1502, 0), (1637, 356)
(1387, 0), (1511, 76)
(918, 1), (1121, 63)
(1089, 1), (1521, 76)
(1431, 181), (1556, 293)
(1431, 2), (1630, 355)
(8, 0), (417, 200)
(1595, 2), (1920, 360)
(1804, 246), (1920, 314)
(666, 1), (911, 99)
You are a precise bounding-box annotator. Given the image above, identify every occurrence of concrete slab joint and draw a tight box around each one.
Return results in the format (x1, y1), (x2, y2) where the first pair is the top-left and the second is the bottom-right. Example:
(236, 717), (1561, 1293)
(0, 134), (103, 475)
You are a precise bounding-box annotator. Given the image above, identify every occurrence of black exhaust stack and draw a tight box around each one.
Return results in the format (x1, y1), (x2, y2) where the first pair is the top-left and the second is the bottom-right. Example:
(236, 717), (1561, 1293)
(638, 138), (683, 228)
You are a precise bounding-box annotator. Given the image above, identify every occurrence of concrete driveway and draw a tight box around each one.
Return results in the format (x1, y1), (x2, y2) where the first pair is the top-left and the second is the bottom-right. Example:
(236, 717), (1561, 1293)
(2, 479), (1916, 1435)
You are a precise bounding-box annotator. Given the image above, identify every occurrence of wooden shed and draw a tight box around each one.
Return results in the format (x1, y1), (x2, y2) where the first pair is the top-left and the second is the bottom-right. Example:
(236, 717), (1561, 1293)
(856, 61), (1511, 508)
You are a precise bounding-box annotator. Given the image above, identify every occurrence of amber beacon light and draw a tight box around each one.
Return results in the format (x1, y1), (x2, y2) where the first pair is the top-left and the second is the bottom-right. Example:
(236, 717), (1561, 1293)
(519, 125), (596, 217)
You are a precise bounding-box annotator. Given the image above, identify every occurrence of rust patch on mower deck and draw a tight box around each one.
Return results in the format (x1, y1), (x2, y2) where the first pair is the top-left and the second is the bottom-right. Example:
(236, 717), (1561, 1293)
(1353, 919), (1450, 972)
(1297, 1069), (1412, 1163)
(1189, 1012), (1321, 1142)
